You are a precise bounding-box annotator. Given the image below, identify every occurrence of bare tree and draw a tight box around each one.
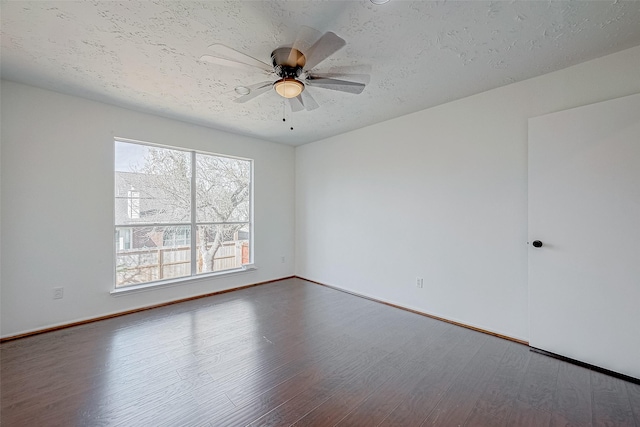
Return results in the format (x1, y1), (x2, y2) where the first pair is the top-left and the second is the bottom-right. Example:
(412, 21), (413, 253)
(195, 154), (250, 271)
(132, 147), (250, 273)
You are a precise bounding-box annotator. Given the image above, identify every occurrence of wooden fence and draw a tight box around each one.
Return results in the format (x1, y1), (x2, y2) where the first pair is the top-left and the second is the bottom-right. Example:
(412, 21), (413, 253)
(116, 241), (249, 287)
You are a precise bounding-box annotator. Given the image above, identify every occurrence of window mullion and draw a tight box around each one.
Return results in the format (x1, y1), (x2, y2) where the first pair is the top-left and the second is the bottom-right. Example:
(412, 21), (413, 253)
(190, 151), (197, 276)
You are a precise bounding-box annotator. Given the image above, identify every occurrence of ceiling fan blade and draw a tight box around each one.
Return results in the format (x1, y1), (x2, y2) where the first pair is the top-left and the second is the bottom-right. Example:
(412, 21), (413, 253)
(202, 44), (272, 72)
(200, 55), (270, 74)
(307, 73), (371, 85)
(233, 81), (274, 103)
(303, 32), (346, 70)
(288, 96), (305, 112)
(305, 77), (366, 94)
(300, 89), (320, 111)
(289, 26), (322, 66)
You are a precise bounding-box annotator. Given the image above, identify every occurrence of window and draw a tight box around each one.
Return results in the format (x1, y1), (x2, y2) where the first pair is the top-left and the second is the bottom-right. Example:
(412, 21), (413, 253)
(116, 228), (132, 250)
(127, 188), (140, 219)
(163, 226), (191, 247)
(114, 139), (252, 288)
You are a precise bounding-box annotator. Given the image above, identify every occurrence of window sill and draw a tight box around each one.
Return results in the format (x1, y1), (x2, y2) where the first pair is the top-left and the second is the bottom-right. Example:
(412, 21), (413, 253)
(110, 264), (258, 296)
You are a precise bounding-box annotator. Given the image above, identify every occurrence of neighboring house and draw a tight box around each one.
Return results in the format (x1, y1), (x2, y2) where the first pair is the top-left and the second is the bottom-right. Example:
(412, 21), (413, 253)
(115, 171), (189, 250)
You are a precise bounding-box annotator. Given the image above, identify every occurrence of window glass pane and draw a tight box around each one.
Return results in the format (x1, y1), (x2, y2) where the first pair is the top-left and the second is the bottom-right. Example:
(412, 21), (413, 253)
(114, 139), (253, 289)
(196, 224), (250, 274)
(163, 226), (191, 247)
(196, 154), (251, 223)
(115, 226), (191, 288)
(115, 142), (191, 225)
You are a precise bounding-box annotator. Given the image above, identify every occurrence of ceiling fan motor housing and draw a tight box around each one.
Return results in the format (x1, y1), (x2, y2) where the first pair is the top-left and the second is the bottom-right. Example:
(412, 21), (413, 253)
(272, 47), (305, 79)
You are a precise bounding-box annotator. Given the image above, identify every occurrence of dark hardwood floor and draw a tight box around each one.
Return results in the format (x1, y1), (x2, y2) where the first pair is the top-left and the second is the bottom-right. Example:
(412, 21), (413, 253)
(1, 277), (638, 426)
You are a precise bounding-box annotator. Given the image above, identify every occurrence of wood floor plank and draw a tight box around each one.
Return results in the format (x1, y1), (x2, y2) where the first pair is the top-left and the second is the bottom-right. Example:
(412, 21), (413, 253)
(245, 345), (391, 426)
(197, 341), (389, 426)
(628, 382), (640, 427)
(2, 293), (318, 406)
(179, 300), (374, 381)
(335, 327), (485, 427)
(292, 319), (452, 426)
(114, 386), (234, 427)
(2, 278), (637, 427)
(155, 317), (387, 425)
(290, 347), (413, 426)
(0, 278), (318, 369)
(2, 318), (287, 416)
(465, 407), (509, 427)
(184, 298), (385, 389)
(550, 362), (592, 427)
(464, 342), (532, 425)
(517, 350), (561, 412)
(327, 324), (453, 426)
(505, 399), (552, 427)
(417, 335), (509, 427)
(0, 296), (271, 368)
(88, 374), (215, 426)
(1, 352), (186, 419)
(591, 370), (635, 427)
(223, 333), (360, 407)
(160, 312), (402, 426)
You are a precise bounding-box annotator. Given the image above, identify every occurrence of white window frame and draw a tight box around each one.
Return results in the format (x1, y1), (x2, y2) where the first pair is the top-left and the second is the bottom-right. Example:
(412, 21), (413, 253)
(112, 138), (255, 294)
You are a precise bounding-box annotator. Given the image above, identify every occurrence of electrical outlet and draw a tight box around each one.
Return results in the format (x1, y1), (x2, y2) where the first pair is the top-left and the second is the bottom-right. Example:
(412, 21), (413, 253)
(416, 278), (424, 288)
(281, 256), (285, 263)
(53, 287), (64, 299)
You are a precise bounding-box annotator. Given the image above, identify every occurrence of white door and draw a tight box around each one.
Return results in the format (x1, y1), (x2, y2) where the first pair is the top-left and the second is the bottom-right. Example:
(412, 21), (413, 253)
(528, 93), (640, 380)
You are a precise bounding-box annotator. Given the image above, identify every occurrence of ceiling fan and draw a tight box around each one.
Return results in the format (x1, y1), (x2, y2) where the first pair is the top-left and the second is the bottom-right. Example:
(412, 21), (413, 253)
(199, 27), (370, 112)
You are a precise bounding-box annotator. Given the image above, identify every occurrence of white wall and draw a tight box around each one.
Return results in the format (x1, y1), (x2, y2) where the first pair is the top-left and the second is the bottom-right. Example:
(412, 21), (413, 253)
(0, 81), (296, 338)
(296, 45), (640, 342)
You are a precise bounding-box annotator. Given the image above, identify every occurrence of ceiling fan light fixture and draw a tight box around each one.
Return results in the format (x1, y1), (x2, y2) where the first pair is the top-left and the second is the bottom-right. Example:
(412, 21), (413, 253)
(274, 78), (304, 98)
(370, 0), (390, 4)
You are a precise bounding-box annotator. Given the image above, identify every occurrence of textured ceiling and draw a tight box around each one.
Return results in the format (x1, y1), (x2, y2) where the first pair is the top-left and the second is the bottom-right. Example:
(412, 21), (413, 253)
(2, 1), (640, 146)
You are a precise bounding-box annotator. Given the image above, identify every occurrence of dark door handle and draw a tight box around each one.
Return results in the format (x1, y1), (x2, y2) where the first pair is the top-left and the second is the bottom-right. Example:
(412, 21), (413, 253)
(532, 240), (543, 248)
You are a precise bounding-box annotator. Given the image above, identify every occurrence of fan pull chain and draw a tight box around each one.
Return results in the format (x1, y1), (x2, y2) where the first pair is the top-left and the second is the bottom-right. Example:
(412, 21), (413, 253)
(282, 100), (293, 131)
